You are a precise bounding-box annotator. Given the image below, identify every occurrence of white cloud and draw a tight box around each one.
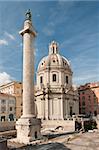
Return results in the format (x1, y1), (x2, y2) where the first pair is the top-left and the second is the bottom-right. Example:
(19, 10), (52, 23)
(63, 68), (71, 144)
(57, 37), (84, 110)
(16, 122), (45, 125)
(5, 32), (15, 40)
(34, 48), (38, 56)
(42, 27), (54, 36)
(20, 42), (23, 47)
(0, 39), (8, 46)
(36, 13), (40, 17)
(0, 72), (13, 86)
(73, 73), (99, 85)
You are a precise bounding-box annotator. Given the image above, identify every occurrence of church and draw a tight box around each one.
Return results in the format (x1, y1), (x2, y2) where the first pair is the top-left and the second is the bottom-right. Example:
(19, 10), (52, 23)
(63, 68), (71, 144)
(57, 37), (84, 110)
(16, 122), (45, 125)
(35, 41), (79, 120)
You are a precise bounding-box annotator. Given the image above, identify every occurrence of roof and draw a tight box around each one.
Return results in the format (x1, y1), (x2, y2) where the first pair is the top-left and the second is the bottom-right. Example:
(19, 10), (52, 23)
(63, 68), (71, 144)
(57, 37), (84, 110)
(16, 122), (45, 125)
(0, 92), (15, 98)
(78, 82), (99, 91)
(37, 41), (72, 73)
(0, 81), (22, 89)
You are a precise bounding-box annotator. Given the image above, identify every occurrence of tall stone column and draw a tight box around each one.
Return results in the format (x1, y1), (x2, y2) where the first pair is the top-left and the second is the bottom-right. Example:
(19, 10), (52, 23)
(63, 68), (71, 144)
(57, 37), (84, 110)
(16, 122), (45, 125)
(20, 12), (35, 118)
(16, 10), (41, 144)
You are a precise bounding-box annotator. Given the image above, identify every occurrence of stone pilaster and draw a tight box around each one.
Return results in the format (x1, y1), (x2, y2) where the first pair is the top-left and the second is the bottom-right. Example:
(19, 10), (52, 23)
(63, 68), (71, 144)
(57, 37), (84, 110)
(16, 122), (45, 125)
(45, 94), (49, 120)
(60, 96), (64, 120)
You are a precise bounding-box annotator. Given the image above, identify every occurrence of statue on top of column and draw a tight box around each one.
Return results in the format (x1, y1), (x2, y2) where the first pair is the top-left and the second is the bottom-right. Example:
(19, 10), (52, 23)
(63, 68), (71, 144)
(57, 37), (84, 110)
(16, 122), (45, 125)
(25, 9), (32, 21)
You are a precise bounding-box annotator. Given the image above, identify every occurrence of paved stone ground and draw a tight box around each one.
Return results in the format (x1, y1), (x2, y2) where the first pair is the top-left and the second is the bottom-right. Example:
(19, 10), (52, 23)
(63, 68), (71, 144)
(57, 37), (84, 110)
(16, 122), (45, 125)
(8, 130), (99, 150)
(8, 142), (70, 150)
(64, 131), (99, 150)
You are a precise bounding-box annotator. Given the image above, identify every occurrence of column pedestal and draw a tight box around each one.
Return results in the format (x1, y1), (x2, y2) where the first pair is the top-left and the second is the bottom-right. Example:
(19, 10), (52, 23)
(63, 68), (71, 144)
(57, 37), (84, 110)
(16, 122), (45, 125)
(16, 117), (41, 144)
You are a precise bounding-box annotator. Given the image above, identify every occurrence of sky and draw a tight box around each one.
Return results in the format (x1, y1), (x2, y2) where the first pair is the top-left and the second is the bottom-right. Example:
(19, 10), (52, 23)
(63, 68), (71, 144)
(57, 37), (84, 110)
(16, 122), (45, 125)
(0, 0), (99, 86)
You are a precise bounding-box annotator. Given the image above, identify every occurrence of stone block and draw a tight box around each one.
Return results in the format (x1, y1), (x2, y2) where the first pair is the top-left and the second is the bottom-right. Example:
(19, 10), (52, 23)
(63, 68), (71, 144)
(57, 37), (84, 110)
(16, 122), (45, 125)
(16, 117), (41, 144)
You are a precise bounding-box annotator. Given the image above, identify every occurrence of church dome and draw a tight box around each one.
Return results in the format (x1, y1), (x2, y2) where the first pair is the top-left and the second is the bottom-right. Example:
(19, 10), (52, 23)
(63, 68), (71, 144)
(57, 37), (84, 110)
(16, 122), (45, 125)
(37, 41), (72, 73)
(36, 41), (79, 121)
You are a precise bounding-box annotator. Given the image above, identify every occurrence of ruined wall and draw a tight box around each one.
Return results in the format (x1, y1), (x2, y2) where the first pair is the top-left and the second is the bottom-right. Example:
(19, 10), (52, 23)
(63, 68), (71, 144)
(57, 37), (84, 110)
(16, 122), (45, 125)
(42, 120), (75, 132)
(0, 121), (15, 132)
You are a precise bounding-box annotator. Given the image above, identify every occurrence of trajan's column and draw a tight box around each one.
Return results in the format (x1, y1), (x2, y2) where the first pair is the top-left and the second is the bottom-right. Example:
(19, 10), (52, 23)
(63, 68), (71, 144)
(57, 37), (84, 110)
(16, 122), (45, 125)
(16, 10), (41, 144)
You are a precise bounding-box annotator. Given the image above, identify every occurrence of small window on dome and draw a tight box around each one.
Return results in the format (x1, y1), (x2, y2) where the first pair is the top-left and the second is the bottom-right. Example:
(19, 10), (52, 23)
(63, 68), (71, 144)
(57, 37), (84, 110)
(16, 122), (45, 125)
(52, 74), (56, 82)
(53, 60), (55, 63)
(42, 63), (43, 65)
(52, 47), (55, 53)
(66, 76), (68, 84)
(40, 76), (43, 84)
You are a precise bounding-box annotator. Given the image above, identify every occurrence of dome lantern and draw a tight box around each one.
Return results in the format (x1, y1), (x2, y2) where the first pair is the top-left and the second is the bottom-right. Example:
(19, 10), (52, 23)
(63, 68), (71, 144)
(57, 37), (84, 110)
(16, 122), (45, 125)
(49, 41), (59, 55)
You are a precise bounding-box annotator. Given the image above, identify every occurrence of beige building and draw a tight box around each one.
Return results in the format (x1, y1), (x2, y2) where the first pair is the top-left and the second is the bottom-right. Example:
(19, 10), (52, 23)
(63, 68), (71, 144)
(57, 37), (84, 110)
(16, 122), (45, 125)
(35, 41), (79, 120)
(0, 92), (16, 121)
(0, 81), (22, 120)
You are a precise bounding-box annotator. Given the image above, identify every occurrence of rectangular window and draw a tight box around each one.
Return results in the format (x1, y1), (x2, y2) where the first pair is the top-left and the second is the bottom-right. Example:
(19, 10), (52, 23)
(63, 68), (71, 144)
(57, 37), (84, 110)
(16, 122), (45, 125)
(66, 76), (68, 84)
(82, 92), (84, 94)
(40, 76), (43, 84)
(9, 100), (14, 104)
(82, 96), (85, 100)
(10, 107), (12, 111)
(1, 106), (6, 113)
(1, 100), (6, 104)
(53, 74), (56, 82)
(53, 47), (55, 53)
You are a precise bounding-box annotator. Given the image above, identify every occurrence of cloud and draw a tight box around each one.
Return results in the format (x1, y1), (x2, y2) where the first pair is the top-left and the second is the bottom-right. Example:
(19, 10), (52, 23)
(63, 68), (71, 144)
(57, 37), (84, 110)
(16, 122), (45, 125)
(0, 72), (13, 86)
(34, 48), (39, 56)
(0, 39), (8, 46)
(5, 32), (15, 40)
(0, 32), (15, 47)
(73, 73), (99, 85)
(73, 75), (97, 82)
(20, 42), (23, 47)
(36, 13), (40, 17)
(42, 27), (55, 36)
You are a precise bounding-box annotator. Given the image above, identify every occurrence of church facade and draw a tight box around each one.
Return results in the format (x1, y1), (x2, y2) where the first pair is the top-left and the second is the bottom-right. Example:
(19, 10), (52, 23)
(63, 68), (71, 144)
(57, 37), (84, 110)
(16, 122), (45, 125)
(35, 41), (79, 120)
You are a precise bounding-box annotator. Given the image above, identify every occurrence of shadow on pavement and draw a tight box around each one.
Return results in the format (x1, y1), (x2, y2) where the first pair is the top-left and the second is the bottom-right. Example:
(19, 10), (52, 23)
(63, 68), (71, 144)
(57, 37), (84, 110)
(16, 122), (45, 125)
(43, 131), (78, 139)
(9, 142), (71, 150)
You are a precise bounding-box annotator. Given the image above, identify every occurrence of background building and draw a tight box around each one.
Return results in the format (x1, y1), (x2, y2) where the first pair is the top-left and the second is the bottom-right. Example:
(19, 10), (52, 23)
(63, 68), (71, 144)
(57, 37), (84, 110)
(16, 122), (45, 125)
(0, 92), (16, 121)
(78, 82), (99, 116)
(35, 41), (79, 120)
(0, 81), (22, 120)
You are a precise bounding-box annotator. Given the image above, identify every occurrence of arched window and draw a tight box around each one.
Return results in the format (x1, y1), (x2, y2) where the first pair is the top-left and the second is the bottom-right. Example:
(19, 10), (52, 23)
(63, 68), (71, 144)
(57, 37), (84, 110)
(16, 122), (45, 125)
(66, 76), (68, 84)
(52, 74), (56, 82)
(1, 116), (5, 121)
(9, 114), (14, 121)
(35, 131), (37, 139)
(40, 76), (43, 84)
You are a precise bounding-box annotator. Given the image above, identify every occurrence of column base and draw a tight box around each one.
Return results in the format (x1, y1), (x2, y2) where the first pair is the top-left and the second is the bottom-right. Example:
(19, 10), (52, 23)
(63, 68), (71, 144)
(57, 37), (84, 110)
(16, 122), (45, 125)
(15, 117), (41, 144)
